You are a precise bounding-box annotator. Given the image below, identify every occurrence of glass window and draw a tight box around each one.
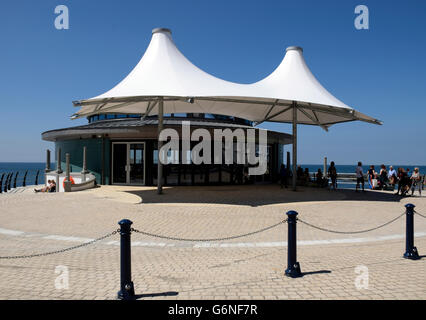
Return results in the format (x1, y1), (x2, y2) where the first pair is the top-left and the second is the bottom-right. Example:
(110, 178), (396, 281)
(153, 150), (158, 165)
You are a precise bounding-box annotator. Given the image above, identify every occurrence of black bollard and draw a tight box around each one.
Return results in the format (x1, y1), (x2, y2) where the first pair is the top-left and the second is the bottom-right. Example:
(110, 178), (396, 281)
(117, 219), (136, 300)
(285, 210), (302, 278)
(403, 204), (420, 260)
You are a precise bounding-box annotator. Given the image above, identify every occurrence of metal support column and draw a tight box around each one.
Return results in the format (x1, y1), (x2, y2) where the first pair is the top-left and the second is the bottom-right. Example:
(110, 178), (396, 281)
(81, 146), (89, 182)
(64, 153), (71, 192)
(323, 157), (327, 178)
(45, 149), (51, 173)
(56, 148), (62, 193)
(157, 97), (164, 195)
(292, 102), (297, 191)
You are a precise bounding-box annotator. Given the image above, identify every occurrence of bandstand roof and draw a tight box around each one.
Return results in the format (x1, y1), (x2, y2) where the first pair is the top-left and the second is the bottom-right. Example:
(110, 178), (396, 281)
(72, 28), (381, 129)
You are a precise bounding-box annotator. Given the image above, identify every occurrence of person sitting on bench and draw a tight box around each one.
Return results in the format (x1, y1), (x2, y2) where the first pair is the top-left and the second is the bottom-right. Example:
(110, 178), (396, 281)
(34, 180), (54, 193)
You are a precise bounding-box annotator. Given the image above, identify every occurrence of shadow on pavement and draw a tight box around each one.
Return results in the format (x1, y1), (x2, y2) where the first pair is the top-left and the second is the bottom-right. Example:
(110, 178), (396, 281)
(134, 291), (179, 299)
(123, 184), (404, 207)
(301, 270), (332, 277)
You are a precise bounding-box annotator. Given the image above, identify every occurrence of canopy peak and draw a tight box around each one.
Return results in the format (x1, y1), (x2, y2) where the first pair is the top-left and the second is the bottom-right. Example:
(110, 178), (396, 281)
(152, 27), (172, 35)
(286, 46), (303, 52)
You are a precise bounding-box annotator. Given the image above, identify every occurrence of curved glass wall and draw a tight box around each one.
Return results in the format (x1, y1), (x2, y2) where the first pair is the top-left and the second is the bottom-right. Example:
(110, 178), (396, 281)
(88, 113), (253, 126)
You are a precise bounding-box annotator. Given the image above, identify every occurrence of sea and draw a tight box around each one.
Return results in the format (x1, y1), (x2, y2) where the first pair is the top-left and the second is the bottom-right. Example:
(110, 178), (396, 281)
(0, 162), (425, 190)
(0, 162), (51, 187)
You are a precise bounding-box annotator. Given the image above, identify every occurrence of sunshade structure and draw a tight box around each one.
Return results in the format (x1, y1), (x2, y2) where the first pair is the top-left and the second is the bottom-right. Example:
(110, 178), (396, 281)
(73, 28), (381, 192)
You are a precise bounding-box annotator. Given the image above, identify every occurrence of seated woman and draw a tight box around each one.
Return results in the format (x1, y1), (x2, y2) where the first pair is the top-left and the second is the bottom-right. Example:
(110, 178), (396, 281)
(34, 180), (53, 193)
(315, 169), (324, 187)
(49, 180), (57, 192)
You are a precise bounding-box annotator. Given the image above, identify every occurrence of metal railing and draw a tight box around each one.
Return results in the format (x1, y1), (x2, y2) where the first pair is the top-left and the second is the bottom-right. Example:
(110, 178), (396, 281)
(0, 170), (41, 194)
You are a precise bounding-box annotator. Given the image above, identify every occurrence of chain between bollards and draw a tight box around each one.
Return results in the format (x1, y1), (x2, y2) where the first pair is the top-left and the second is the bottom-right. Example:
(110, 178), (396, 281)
(130, 219), (287, 242)
(0, 230), (119, 260)
(414, 210), (426, 219)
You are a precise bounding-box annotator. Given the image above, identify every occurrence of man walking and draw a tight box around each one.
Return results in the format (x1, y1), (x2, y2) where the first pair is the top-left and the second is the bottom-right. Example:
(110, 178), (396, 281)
(356, 161), (365, 192)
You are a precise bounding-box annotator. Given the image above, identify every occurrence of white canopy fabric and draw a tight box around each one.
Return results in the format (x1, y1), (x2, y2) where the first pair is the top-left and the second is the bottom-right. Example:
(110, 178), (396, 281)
(73, 28), (381, 128)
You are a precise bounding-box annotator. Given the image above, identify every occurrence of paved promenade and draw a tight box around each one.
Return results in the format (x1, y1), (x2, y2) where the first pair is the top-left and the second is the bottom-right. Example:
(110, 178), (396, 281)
(0, 185), (425, 300)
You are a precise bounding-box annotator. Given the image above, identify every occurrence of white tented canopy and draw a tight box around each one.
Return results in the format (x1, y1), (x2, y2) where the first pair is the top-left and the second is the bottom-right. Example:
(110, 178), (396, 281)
(73, 28), (381, 128)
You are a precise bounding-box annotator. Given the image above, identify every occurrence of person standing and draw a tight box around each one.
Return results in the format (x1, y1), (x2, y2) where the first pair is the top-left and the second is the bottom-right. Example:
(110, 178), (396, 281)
(279, 164), (288, 189)
(410, 167), (422, 196)
(367, 165), (378, 189)
(396, 168), (408, 195)
(388, 165), (397, 186)
(328, 161), (338, 190)
(356, 162), (365, 192)
(378, 164), (388, 189)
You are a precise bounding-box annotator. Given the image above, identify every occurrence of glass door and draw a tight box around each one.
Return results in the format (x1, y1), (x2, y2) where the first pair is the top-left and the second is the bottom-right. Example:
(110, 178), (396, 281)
(112, 142), (145, 185)
(129, 143), (145, 185)
(112, 143), (127, 184)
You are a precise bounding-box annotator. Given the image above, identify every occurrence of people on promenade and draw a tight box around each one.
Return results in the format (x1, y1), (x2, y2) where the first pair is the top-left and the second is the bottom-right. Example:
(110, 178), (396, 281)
(356, 162), (365, 192)
(34, 180), (55, 193)
(378, 164), (388, 189)
(328, 161), (337, 190)
(304, 168), (311, 184)
(367, 165), (376, 179)
(410, 167), (422, 196)
(396, 168), (410, 196)
(296, 166), (303, 180)
(279, 164), (288, 189)
(316, 168), (326, 187)
(388, 165), (397, 186)
(49, 180), (56, 192)
(367, 165), (378, 189)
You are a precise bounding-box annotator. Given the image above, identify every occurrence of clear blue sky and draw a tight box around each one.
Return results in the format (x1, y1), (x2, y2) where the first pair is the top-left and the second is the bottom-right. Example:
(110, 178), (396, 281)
(0, 0), (425, 165)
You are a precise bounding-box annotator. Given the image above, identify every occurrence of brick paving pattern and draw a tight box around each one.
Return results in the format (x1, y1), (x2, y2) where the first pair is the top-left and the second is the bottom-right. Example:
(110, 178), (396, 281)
(0, 185), (425, 300)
